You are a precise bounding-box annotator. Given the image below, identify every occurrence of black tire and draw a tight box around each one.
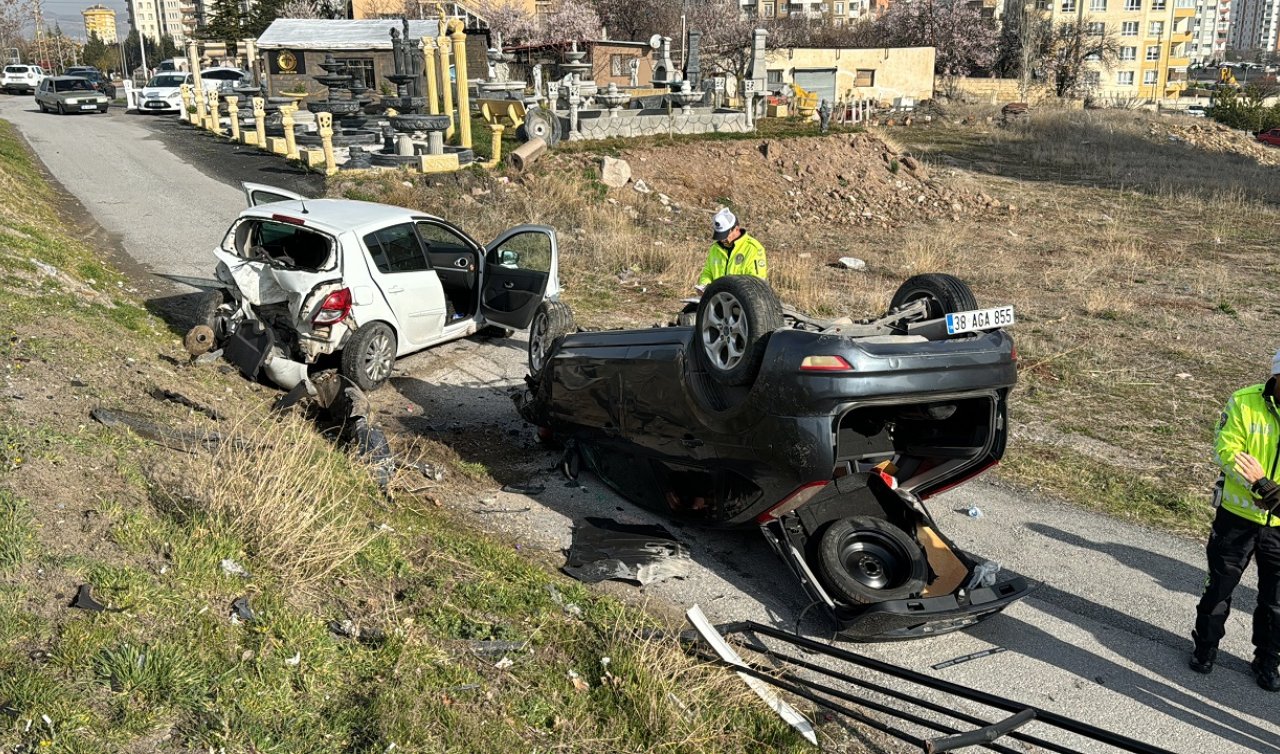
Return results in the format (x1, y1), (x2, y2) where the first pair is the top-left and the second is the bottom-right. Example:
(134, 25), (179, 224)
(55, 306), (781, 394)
(694, 276), (783, 387)
(56, 103), (65, 115)
(889, 273), (977, 321)
(341, 322), (396, 392)
(193, 288), (234, 339)
(675, 302), (698, 327)
(816, 516), (928, 605)
(528, 299), (575, 380)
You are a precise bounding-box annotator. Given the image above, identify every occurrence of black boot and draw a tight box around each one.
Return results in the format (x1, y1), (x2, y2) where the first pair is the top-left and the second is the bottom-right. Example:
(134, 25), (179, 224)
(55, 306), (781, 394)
(1251, 654), (1280, 692)
(1189, 635), (1217, 674)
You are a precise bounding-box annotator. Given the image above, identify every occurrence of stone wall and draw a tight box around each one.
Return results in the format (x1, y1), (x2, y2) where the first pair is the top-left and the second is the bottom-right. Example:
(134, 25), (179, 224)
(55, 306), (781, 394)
(573, 108), (751, 140)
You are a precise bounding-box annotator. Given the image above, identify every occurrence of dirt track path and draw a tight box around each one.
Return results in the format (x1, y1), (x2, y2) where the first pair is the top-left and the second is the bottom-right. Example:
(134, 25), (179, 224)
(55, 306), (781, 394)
(6, 97), (1275, 754)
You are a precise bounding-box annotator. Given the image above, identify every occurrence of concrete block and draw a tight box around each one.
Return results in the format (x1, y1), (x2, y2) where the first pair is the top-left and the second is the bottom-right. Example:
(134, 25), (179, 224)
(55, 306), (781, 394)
(268, 137), (288, 155)
(301, 149), (326, 168)
(418, 153), (461, 173)
(242, 132), (259, 146)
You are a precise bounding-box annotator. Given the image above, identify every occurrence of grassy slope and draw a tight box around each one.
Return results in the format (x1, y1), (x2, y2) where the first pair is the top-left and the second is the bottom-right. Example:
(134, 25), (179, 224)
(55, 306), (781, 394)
(0, 119), (806, 753)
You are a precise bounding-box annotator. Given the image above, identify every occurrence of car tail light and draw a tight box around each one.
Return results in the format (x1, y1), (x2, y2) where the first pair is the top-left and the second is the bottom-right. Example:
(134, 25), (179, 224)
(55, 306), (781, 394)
(800, 355), (853, 372)
(272, 213), (306, 226)
(755, 481), (829, 524)
(312, 288), (352, 325)
(918, 458), (999, 500)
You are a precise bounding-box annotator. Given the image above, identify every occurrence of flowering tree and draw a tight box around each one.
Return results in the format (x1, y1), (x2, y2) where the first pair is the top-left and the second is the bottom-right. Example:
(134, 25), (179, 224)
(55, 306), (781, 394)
(543, 2), (602, 43)
(478, 0), (600, 45)
(876, 0), (999, 92)
(589, 0), (681, 41)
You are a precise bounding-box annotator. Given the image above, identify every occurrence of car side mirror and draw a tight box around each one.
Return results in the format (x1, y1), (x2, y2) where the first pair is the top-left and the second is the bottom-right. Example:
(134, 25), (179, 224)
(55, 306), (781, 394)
(499, 249), (520, 267)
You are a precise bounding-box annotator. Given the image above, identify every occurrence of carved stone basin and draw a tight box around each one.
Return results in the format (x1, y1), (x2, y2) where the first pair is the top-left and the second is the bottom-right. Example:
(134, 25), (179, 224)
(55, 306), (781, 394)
(595, 83), (631, 110)
(308, 100), (361, 116)
(390, 114), (452, 132)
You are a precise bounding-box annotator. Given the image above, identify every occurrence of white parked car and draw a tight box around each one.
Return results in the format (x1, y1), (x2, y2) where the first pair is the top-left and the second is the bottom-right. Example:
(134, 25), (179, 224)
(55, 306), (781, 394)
(198, 67), (250, 95)
(137, 71), (191, 113)
(2, 64), (46, 94)
(198, 183), (562, 391)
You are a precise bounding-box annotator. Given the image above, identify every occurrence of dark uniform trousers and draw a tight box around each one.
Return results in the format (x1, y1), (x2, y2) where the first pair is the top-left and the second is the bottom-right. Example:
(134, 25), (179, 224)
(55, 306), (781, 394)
(1194, 506), (1280, 658)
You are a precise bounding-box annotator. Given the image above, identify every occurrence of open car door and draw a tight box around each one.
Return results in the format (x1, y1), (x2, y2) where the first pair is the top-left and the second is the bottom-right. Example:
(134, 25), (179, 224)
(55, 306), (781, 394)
(480, 225), (561, 330)
(242, 182), (308, 207)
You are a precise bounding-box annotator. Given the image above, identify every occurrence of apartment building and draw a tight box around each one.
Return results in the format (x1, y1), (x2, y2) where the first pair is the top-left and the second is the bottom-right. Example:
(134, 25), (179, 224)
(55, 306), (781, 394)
(1228, 0), (1280, 54)
(82, 4), (118, 43)
(1041, 0), (1195, 99)
(127, 0), (193, 43)
(1188, 0), (1230, 63)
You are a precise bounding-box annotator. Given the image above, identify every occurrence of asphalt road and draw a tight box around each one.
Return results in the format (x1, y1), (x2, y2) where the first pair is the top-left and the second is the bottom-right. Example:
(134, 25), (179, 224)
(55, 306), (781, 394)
(4, 97), (1276, 754)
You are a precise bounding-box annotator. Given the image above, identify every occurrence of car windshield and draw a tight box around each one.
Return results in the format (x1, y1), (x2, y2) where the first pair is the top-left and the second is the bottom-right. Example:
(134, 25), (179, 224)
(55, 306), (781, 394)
(147, 74), (187, 87)
(202, 70), (244, 81)
(54, 79), (94, 92)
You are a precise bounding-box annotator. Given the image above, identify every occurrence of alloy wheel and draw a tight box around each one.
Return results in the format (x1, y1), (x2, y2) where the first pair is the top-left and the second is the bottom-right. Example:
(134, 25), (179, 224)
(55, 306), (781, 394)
(529, 310), (549, 375)
(362, 329), (394, 384)
(700, 291), (748, 371)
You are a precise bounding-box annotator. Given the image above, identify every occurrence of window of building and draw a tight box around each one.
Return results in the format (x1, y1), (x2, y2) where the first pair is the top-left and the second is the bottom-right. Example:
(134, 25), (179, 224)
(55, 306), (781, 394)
(1087, 21), (1105, 34)
(1117, 70), (1135, 85)
(835, 2), (844, 12)
(1124, 0), (1140, 9)
(1090, 0), (1106, 9)
(1120, 46), (1137, 60)
(1149, 20), (1164, 36)
(1122, 21), (1138, 35)
(1146, 44), (1161, 60)
(1036, 0), (1050, 9)
(854, 69), (875, 86)
(1084, 70), (1101, 87)
(763, 2), (775, 16)
(1144, 69), (1158, 83)
(767, 69), (783, 86)
(1085, 51), (1101, 61)
(610, 54), (636, 77)
(335, 58), (375, 89)
(1151, 0), (1165, 8)
(1061, 0), (1075, 10)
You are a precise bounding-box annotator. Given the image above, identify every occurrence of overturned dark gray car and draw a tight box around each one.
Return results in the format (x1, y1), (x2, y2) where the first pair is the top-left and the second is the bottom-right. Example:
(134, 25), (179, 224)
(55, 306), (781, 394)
(517, 273), (1031, 640)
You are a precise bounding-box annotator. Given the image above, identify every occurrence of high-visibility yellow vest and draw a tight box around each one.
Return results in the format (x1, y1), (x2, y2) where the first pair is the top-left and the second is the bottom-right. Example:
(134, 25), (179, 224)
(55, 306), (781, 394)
(697, 233), (768, 286)
(1215, 382), (1280, 526)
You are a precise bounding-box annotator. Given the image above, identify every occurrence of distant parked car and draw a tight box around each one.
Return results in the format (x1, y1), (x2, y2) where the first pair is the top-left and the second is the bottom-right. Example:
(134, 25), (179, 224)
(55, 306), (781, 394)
(198, 67), (251, 96)
(2, 64), (46, 94)
(1185, 104), (1207, 118)
(137, 71), (192, 113)
(65, 66), (116, 99)
(35, 76), (110, 114)
(1258, 128), (1280, 146)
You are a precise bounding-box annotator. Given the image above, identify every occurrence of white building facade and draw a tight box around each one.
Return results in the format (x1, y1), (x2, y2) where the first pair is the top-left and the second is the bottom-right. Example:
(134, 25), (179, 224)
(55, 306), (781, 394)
(127, 0), (192, 43)
(1189, 0), (1231, 63)
(1228, 0), (1280, 54)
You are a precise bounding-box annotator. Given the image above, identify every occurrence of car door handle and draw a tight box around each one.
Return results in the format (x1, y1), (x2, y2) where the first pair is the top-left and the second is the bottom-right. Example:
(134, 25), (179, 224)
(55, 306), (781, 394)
(385, 285), (405, 294)
(503, 282), (514, 289)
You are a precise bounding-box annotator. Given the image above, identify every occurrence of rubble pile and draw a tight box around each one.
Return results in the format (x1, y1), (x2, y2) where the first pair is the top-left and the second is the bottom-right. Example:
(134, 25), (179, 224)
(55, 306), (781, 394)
(595, 133), (1007, 231)
(1150, 120), (1280, 166)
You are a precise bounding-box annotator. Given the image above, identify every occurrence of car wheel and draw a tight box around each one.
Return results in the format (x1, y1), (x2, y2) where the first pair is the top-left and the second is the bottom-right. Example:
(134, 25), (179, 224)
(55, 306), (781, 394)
(675, 302), (698, 327)
(816, 516), (928, 606)
(528, 299), (575, 380)
(56, 103), (65, 115)
(193, 288), (236, 342)
(341, 322), (396, 392)
(694, 276), (783, 387)
(889, 273), (977, 320)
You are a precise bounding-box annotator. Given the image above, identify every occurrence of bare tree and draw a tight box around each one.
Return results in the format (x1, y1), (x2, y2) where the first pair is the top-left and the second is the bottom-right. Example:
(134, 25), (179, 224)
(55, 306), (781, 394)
(875, 0), (1000, 94)
(1042, 20), (1120, 98)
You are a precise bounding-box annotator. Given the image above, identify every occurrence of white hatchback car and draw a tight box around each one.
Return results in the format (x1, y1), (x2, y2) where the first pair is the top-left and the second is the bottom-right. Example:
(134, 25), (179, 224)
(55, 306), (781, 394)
(199, 183), (562, 391)
(2, 64), (46, 94)
(137, 71), (191, 113)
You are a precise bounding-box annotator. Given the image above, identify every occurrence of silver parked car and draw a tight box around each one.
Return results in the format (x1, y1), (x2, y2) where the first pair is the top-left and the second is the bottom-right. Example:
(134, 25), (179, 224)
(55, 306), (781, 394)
(35, 76), (109, 114)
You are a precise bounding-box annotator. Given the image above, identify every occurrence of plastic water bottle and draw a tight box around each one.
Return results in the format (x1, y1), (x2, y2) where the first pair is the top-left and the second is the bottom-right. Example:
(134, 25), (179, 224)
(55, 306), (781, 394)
(967, 505), (983, 519)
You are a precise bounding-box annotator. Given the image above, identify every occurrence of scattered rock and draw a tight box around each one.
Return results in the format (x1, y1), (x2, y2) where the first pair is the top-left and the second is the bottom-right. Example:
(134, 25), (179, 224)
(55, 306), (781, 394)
(599, 156), (632, 188)
(632, 178), (652, 194)
(834, 257), (867, 271)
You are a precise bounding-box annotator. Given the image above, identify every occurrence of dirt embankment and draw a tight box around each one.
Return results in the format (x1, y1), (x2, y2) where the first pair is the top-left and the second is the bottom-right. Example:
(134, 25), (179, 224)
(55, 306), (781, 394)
(1148, 119), (1280, 166)
(562, 133), (1010, 232)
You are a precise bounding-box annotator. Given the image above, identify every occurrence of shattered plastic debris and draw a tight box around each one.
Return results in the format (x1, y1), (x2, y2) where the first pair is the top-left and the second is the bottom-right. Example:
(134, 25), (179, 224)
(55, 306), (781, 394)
(563, 518), (692, 586)
(501, 483), (546, 496)
(229, 596), (255, 624)
(220, 558), (250, 578)
(284, 652), (301, 667)
(931, 646), (1008, 670)
(327, 619), (387, 644)
(149, 387), (224, 421)
(966, 560), (1002, 590)
(91, 407), (240, 453)
(546, 585), (584, 618)
(967, 505), (983, 519)
(193, 348), (224, 366)
(69, 584), (123, 613)
(495, 657), (514, 670)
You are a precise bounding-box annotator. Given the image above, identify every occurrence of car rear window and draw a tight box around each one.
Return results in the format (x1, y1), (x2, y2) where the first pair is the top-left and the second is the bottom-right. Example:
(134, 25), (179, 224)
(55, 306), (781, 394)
(202, 70), (244, 81)
(5, 66), (30, 74)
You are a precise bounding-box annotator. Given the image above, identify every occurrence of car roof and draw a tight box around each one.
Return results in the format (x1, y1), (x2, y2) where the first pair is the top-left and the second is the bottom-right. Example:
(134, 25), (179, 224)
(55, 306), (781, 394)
(243, 199), (445, 235)
(48, 75), (90, 81)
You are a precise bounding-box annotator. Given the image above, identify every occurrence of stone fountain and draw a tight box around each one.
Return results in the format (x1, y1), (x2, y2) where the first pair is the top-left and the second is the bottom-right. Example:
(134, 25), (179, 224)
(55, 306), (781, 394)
(668, 81), (704, 115)
(299, 54), (379, 147)
(595, 82), (632, 116)
(478, 36), (524, 100)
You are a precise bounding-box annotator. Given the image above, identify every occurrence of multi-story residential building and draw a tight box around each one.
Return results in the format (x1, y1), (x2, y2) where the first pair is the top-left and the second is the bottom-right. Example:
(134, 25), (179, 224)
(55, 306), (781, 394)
(127, 0), (193, 43)
(1188, 0), (1230, 63)
(82, 4), (118, 43)
(1228, 0), (1280, 55)
(1039, 0), (1195, 100)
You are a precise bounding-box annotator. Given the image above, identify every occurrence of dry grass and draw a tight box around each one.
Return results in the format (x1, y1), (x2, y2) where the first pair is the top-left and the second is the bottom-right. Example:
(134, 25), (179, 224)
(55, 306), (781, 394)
(164, 410), (384, 585)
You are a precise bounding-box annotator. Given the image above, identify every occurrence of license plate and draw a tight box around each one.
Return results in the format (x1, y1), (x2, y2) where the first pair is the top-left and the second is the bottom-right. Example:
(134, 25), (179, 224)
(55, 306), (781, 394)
(945, 306), (1015, 335)
(80, 104), (98, 110)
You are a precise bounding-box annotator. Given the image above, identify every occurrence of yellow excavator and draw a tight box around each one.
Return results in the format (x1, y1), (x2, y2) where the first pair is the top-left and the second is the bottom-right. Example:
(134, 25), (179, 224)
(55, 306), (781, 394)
(1219, 66), (1238, 87)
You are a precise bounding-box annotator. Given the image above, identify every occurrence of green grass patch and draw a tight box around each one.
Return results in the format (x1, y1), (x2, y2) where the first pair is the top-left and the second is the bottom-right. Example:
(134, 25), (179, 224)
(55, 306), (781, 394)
(0, 490), (32, 574)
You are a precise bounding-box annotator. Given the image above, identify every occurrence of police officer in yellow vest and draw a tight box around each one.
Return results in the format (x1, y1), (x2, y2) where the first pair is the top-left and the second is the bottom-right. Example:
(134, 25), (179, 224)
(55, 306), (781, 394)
(695, 208), (767, 292)
(1191, 349), (1280, 692)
